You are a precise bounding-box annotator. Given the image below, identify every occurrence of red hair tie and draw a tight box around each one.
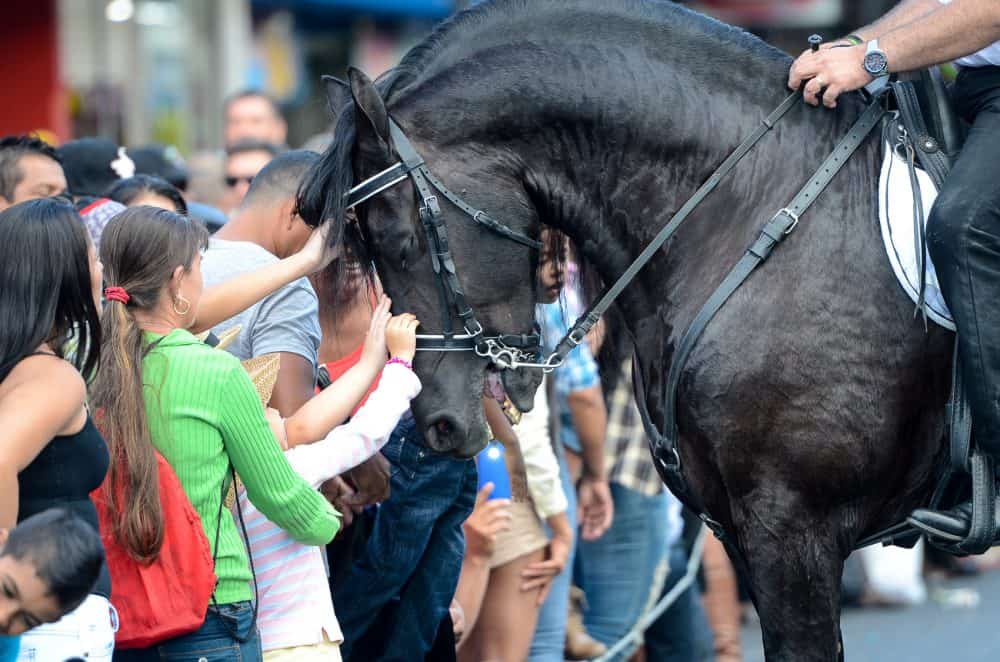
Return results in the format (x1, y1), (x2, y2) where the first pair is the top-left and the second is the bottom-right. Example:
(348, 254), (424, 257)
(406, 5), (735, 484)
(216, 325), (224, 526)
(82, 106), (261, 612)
(104, 287), (130, 304)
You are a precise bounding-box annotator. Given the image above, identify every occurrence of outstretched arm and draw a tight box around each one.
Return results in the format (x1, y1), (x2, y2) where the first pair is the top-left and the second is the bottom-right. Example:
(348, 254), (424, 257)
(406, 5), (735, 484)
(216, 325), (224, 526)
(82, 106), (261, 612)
(191, 224), (334, 334)
(282, 297), (395, 447)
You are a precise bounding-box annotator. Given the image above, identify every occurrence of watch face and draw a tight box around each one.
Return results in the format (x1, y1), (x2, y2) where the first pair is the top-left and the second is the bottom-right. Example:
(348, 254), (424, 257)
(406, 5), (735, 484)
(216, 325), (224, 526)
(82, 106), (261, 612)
(865, 51), (888, 75)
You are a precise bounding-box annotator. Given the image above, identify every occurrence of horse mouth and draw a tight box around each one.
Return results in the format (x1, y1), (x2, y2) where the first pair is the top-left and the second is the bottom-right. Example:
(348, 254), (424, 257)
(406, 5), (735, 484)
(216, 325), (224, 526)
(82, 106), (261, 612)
(484, 369), (523, 426)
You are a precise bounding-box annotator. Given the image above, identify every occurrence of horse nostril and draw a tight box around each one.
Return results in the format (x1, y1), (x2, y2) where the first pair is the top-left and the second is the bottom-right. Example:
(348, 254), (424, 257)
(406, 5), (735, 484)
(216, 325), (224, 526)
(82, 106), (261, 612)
(424, 412), (467, 452)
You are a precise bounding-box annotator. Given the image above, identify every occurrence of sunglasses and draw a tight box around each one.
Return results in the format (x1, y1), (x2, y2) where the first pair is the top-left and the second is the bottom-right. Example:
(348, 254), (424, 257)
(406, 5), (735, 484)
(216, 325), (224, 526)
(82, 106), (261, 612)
(225, 175), (255, 188)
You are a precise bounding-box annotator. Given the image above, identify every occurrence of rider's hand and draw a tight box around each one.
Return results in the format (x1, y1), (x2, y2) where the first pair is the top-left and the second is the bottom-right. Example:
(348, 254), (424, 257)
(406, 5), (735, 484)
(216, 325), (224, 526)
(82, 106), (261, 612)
(359, 295), (392, 372)
(463, 483), (513, 562)
(297, 222), (335, 273)
(386, 313), (419, 364)
(577, 475), (614, 541)
(788, 45), (873, 109)
(521, 511), (573, 605)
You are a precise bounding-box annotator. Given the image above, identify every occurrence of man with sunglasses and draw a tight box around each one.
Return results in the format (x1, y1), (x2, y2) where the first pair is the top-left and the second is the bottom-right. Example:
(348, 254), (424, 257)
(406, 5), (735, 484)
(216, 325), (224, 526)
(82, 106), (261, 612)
(221, 139), (280, 216)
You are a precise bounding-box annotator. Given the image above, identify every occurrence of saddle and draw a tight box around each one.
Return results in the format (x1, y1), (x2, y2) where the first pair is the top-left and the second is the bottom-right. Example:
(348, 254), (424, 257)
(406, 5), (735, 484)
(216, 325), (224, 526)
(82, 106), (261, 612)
(860, 70), (996, 556)
(891, 67), (966, 187)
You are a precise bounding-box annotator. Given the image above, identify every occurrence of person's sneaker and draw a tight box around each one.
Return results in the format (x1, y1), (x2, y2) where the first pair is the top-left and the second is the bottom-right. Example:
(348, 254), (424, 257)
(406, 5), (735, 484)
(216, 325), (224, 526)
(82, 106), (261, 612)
(908, 496), (1000, 543)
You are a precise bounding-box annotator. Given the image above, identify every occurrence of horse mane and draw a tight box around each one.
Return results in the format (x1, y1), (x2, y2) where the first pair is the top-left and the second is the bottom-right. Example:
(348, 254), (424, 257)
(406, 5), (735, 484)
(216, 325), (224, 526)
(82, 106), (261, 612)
(386, 0), (787, 99)
(296, 0), (789, 303)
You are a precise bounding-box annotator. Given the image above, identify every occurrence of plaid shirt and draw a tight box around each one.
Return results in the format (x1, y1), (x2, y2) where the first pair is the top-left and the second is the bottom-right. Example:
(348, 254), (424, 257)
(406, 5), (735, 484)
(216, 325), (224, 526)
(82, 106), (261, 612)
(605, 361), (664, 497)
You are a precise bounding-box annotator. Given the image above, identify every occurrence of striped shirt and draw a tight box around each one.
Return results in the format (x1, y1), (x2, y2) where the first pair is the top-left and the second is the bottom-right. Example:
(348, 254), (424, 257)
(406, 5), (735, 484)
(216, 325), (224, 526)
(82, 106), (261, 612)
(237, 363), (420, 652)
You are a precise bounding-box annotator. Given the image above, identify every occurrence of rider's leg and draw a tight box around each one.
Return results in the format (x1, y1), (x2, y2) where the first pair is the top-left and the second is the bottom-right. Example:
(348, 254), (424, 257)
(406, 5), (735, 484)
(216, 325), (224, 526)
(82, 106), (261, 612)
(910, 65), (1000, 540)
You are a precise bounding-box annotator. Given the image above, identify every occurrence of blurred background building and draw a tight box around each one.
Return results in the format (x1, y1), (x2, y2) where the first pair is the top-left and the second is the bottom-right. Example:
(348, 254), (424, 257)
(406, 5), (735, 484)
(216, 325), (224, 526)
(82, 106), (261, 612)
(1, 0), (899, 152)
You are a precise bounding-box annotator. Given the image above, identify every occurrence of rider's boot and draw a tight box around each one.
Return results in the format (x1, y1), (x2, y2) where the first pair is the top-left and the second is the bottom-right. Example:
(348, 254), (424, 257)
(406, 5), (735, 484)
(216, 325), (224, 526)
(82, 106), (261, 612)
(908, 493), (1000, 543)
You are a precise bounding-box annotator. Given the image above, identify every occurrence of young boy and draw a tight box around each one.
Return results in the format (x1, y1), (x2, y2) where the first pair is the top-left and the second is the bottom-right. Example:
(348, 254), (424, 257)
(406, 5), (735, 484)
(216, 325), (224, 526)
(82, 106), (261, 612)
(0, 508), (105, 657)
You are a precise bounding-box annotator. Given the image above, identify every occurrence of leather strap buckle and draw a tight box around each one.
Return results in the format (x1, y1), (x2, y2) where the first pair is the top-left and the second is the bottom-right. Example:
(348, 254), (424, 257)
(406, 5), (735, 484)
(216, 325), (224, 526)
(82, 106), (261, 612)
(420, 195), (441, 219)
(776, 207), (800, 235)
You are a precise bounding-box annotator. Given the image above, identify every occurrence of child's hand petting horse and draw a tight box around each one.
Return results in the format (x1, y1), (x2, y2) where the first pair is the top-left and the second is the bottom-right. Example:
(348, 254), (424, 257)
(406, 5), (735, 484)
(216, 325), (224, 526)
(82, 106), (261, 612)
(386, 313), (419, 364)
(359, 295), (393, 372)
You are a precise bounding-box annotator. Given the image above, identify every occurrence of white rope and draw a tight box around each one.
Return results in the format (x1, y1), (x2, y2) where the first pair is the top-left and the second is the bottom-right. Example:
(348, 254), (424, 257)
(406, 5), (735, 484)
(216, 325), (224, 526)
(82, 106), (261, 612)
(590, 524), (709, 662)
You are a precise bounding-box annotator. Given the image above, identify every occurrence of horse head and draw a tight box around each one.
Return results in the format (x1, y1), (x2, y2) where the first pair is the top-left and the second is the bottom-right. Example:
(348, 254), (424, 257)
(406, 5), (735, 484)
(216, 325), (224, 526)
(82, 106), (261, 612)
(301, 68), (543, 458)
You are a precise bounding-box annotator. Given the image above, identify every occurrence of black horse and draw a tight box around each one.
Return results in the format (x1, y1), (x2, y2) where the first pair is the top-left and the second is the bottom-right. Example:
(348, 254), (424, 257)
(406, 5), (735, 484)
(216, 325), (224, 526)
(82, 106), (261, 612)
(298, 1), (954, 659)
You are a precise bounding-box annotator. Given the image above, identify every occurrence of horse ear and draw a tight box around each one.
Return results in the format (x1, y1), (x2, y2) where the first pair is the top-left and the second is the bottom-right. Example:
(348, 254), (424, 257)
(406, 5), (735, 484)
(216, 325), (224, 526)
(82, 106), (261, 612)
(347, 67), (390, 148)
(322, 75), (351, 117)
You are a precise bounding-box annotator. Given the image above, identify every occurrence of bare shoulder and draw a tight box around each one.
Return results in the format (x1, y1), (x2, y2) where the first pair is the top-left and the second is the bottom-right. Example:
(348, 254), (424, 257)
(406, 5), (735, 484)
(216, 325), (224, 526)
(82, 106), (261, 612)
(0, 354), (87, 414)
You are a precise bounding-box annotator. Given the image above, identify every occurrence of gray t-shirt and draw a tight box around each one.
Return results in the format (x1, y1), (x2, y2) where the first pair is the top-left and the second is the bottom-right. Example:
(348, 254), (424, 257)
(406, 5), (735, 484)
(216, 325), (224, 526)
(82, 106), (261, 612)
(200, 238), (321, 376)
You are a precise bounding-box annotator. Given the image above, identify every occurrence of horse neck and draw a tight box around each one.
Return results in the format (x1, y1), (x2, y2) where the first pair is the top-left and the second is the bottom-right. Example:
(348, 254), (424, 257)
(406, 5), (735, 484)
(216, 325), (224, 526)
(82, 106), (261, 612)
(391, 11), (879, 367)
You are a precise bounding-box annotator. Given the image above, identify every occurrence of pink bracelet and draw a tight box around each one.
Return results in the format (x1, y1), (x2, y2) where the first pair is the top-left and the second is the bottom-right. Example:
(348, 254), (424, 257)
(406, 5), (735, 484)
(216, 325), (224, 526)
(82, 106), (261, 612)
(387, 357), (413, 371)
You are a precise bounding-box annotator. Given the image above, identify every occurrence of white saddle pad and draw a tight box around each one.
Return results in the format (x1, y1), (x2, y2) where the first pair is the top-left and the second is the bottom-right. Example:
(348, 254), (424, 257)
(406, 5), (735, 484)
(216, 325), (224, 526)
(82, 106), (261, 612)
(878, 139), (955, 330)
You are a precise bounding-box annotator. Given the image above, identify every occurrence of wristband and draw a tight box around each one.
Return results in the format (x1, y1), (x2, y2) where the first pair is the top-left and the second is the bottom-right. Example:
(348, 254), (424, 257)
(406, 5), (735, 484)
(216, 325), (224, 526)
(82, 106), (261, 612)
(387, 357), (413, 371)
(844, 34), (864, 46)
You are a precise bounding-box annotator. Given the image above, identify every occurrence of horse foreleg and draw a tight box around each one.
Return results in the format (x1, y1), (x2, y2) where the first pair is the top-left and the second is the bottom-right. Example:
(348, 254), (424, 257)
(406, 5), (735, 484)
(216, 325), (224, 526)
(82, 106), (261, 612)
(731, 499), (846, 662)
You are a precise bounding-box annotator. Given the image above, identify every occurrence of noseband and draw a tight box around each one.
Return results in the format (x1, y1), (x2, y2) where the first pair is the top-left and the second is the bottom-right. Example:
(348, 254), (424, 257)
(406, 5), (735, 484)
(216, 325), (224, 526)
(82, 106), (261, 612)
(346, 119), (553, 371)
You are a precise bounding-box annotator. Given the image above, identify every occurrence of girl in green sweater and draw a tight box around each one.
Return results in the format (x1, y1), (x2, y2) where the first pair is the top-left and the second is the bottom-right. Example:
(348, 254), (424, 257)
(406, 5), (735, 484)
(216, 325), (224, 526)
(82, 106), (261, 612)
(91, 206), (340, 660)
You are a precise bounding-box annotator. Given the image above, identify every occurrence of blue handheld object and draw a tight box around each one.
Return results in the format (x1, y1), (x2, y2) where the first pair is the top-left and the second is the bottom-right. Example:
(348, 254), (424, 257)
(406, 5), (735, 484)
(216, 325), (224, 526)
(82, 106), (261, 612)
(476, 440), (512, 500)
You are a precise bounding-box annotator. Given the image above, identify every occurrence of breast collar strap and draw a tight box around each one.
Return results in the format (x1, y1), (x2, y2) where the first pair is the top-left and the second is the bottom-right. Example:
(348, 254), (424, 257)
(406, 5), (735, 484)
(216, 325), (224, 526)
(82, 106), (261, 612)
(345, 118), (543, 366)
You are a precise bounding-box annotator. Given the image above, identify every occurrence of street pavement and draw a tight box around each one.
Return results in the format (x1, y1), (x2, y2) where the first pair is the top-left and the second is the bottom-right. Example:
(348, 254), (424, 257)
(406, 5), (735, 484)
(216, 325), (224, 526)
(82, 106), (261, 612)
(742, 568), (1000, 661)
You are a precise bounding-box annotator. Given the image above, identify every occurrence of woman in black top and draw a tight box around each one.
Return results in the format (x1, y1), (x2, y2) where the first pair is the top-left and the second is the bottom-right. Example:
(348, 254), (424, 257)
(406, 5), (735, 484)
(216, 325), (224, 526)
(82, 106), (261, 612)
(0, 198), (116, 659)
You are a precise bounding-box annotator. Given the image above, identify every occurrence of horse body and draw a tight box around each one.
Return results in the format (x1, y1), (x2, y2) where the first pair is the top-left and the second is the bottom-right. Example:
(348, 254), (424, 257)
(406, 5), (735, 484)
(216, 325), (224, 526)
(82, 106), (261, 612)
(301, 2), (954, 658)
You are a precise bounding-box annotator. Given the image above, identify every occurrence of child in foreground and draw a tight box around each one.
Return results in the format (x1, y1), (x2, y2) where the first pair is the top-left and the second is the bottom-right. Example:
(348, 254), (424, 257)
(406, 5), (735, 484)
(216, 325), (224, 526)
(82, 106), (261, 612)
(243, 295), (421, 661)
(0, 508), (105, 660)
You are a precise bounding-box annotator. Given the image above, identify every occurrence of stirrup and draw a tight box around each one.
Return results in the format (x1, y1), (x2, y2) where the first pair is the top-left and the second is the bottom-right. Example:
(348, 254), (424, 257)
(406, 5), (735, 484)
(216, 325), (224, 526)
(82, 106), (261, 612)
(926, 451), (997, 556)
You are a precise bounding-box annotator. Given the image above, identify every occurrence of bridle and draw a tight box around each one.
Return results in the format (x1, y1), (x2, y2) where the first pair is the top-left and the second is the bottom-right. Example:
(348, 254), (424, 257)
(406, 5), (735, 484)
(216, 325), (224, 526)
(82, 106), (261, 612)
(346, 118), (553, 371)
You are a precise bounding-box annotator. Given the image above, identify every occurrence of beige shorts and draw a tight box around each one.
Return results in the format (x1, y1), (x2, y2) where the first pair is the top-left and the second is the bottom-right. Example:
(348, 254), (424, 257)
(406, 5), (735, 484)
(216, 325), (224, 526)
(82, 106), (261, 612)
(489, 500), (549, 569)
(264, 637), (342, 661)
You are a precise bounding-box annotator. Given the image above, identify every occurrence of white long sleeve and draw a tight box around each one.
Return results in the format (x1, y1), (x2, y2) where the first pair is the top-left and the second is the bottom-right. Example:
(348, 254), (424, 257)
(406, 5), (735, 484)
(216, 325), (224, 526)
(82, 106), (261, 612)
(283, 363), (421, 489)
(514, 375), (569, 519)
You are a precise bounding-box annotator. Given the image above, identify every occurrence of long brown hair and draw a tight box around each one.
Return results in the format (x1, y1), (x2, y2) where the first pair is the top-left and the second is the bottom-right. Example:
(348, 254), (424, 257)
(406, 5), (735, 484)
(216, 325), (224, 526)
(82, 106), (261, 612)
(91, 206), (208, 563)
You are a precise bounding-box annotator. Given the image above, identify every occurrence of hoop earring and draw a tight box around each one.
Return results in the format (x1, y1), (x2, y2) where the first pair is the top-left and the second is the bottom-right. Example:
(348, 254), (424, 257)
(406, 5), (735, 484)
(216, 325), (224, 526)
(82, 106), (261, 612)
(173, 294), (191, 316)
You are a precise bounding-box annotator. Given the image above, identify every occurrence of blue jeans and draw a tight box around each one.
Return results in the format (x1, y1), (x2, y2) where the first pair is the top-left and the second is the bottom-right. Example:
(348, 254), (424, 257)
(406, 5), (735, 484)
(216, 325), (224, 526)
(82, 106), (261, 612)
(644, 544), (714, 662)
(528, 443), (577, 662)
(333, 415), (477, 662)
(575, 485), (670, 661)
(114, 601), (262, 662)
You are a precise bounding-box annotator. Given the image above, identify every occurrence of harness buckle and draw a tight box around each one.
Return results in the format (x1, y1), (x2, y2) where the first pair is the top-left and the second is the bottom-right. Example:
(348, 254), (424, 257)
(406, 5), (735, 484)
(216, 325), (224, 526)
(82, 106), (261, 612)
(463, 320), (484, 337)
(567, 325), (589, 346)
(775, 207), (800, 235)
(420, 195), (441, 219)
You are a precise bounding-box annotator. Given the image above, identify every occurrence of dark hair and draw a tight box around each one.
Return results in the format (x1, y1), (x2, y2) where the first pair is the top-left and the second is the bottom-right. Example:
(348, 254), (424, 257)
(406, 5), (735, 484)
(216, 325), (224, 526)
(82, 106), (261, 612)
(105, 175), (188, 215)
(0, 198), (101, 383)
(224, 90), (284, 120)
(2, 508), (104, 612)
(91, 206), (208, 562)
(243, 150), (319, 214)
(0, 135), (61, 201)
(225, 139), (281, 160)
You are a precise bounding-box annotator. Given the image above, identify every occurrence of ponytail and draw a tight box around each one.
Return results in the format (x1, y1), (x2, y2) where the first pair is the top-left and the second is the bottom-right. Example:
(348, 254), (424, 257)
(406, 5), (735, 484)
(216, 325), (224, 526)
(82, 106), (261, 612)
(91, 206), (208, 563)
(93, 297), (163, 562)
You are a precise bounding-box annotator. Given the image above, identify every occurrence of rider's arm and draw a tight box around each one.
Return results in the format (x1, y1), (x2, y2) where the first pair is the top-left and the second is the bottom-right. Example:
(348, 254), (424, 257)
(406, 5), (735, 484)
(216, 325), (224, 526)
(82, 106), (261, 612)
(851, 0), (942, 42)
(879, 0), (1000, 72)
